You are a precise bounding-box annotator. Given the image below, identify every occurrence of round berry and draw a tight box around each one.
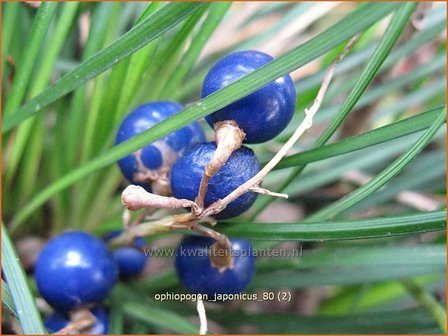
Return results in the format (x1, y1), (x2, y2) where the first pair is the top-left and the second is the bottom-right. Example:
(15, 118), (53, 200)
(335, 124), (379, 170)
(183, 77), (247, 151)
(115, 101), (206, 192)
(175, 236), (255, 296)
(103, 231), (148, 278)
(44, 307), (109, 334)
(34, 231), (118, 312)
(201, 50), (296, 143)
(170, 142), (260, 219)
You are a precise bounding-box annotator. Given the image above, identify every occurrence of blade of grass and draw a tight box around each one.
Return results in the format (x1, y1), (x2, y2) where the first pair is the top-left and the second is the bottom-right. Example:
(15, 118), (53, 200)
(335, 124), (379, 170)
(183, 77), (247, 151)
(219, 210), (446, 241)
(2, 280), (18, 318)
(2, 2), (20, 73)
(402, 279), (447, 333)
(346, 150), (445, 213)
(250, 2), (418, 220)
(159, 2), (231, 98)
(278, 51), (445, 141)
(273, 106), (442, 169)
(212, 307), (440, 334)
(296, 19), (445, 93)
(65, 3), (121, 169)
(91, 2), (163, 151)
(136, 5), (209, 103)
(256, 245), (445, 271)
(319, 275), (441, 314)
(3, 2), (58, 119)
(2, 2), (208, 133)
(81, 2), (165, 162)
(265, 131), (429, 200)
(122, 301), (198, 334)
(5, 3), (80, 192)
(252, 265), (443, 288)
(3, 2), (398, 134)
(9, 2), (400, 231)
(306, 107), (446, 221)
(1, 223), (46, 334)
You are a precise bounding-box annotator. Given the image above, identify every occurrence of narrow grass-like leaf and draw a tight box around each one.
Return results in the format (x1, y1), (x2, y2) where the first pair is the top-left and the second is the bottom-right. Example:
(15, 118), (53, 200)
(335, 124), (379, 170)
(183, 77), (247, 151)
(307, 108), (446, 221)
(250, 3), (417, 220)
(256, 245), (445, 271)
(210, 308), (440, 334)
(159, 2), (231, 98)
(65, 3), (120, 170)
(2, 280), (18, 318)
(141, 5), (209, 102)
(1, 223), (46, 334)
(274, 106), (442, 169)
(252, 265), (442, 288)
(319, 275), (441, 314)
(346, 151), (445, 213)
(220, 210), (446, 241)
(266, 132), (430, 200)
(122, 301), (198, 334)
(9, 2), (399, 229)
(5, 3), (80, 190)
(2, 2), (207, 133)
(402, 279), (447, 333)
(3, 2), (57, 119)
(296, 19), (445, 93)
(2, 2), (20, 72)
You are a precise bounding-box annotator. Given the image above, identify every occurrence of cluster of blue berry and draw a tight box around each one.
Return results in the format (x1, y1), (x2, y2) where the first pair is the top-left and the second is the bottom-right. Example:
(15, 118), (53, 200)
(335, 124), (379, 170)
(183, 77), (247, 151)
(33, 50), (295, 333)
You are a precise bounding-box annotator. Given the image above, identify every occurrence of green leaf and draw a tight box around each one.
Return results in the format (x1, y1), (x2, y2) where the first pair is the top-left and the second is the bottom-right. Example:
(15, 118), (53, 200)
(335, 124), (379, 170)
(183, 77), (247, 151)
(209, 308), (441, 334)
(402, 279), (447, 333)
(2, 2), (208, 133)
(159, 2), (231, 98)
(10, 2), (400, 230)
(307, 107), (446, 221)
(249, 2), (418, 220)
(3, 2), (58, 119)
(252, 265), (442, 288)
(273, 106), (443, 169)
(122, 301), (198, 334)
(5, 2), (80, 191)
(219, 210), (446, 241)
(1, 223), (46, 334)
(319, 275), (441, 314)
(256, 245), (446, 271)
(2, 280), (18, 318)
(346, 150), (445, 213)
(252, 244), (445, 288)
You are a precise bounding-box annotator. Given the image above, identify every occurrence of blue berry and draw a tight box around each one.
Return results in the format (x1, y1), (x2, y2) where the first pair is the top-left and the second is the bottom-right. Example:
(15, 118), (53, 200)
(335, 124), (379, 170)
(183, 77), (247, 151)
(170, 142), (260, 219)
(115, 101), (206, 192)
(34, 231), (118, 312)
(201, 50), (296, 143)
(45, 307), (109, 334)
(103, 231), (148, 278)
(175, 236), (255, 296)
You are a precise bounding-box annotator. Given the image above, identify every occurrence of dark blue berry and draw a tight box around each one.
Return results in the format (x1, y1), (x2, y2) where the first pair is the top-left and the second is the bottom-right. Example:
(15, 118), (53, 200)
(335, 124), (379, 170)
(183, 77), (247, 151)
(115, 101), (206, 191)
(201, 50), (296, 143)
(170, 142), (260, 219)
(175, 236), (255, 297)
(103, 231), (148, 278)
(34, 231), (118, 312)
(45, 307), (109, 334)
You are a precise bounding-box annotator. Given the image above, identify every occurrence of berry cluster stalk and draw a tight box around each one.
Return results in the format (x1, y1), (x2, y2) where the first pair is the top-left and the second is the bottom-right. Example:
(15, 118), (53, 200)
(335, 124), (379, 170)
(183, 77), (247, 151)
(111, 33), (361, 259)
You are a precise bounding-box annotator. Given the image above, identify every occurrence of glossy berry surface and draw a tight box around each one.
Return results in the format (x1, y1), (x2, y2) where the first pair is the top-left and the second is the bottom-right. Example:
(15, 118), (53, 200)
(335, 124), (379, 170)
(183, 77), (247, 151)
(103, 230), (148, 278)
(201, 50), (296, 143)
(34, 231), (118, 312)
(170, 142), (260, 219)
(175, 236), (256, 296)
(45, 307), (109, 334)
(115, 101), (206, 191)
